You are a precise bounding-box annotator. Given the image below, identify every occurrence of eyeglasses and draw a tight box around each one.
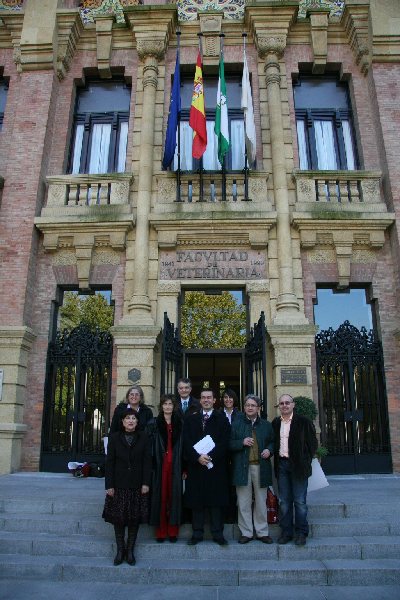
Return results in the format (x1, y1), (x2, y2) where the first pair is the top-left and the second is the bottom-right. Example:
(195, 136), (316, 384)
(245, 403), (258, 409)
(279, 401), (293, 406)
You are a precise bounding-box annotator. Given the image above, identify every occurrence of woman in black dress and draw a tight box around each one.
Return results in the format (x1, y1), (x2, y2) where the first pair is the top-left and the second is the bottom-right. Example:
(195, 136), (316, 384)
(103, 407), (151, 566)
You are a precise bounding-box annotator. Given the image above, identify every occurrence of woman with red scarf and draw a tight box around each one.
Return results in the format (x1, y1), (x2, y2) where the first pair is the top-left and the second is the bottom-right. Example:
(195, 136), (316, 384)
(149, 394), (184, 542)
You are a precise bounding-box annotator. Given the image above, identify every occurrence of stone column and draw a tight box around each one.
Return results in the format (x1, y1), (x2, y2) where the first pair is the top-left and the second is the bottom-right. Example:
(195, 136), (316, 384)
(256, 34), (306, 325)
(127, 38), (167, 325)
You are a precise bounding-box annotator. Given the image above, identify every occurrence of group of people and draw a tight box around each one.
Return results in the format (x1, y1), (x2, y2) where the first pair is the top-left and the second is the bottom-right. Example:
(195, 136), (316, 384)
(102, 378), (318, 566)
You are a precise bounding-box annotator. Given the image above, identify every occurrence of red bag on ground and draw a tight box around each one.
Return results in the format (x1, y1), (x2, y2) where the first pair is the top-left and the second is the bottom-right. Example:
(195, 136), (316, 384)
(266, 487), (279, 524)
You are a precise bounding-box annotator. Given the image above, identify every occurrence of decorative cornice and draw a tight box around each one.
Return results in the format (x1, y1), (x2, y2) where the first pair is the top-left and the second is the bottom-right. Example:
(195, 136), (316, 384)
(79, 0), (140, 26)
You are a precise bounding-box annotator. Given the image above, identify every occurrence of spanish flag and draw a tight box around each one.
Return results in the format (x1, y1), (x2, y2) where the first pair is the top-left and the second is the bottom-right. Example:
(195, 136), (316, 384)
(189, 52), (207, 159)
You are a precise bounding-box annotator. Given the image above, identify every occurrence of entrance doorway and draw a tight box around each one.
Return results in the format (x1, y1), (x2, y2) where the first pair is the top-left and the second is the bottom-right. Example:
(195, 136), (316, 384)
(185, 352), (244, 408)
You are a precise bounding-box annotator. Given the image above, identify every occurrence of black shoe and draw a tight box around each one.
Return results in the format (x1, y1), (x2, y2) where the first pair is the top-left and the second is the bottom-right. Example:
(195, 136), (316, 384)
(257, 536), (274, 544)
(238, 535), (253, 544)
(294, 534), (306, 546)
(156, 538), (165, 543)
(277, 534), (293, 544)
(169, 536), (177, 543)
(113, 549), (124, 566)
(187, 537), (202, 546)
(214, 537), (228, 546)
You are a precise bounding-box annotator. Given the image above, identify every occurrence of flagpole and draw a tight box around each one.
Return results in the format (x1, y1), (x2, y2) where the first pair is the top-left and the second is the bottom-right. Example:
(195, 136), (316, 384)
(197, 32), (204, 203)
(220, 33), (227, 202)
(176, 30), (182, 202)
(242, 32), (250, 201)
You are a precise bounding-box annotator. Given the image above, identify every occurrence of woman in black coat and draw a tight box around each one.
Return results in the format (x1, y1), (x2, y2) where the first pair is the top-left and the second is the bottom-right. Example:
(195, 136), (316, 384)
(109, 385), (154, 434)
(103, 407), (151, 566)
(149, 394), (184, 542)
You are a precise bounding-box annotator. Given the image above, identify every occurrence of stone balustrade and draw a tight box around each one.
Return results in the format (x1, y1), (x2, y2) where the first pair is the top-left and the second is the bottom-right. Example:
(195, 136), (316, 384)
(293, 170), (383, 207)
(156, 171), (269, 205)
(46, 174), (133, 208)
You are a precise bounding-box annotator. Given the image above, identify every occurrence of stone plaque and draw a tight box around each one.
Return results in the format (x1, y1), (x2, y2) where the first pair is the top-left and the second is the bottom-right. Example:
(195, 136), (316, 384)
(281, 368), (307, 385)
(159, 249), (266, 281)
(128, 368), (141, 383)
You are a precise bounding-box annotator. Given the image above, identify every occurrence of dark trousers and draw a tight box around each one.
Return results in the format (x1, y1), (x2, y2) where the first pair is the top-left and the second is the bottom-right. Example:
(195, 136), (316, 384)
(192, 506), (224, 540)
(278, 458), (309, 537)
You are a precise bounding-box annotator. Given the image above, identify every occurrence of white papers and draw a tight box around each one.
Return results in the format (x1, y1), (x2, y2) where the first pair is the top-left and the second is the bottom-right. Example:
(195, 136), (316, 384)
(193, 435), (215, 469)
(308, 458), (329, 492)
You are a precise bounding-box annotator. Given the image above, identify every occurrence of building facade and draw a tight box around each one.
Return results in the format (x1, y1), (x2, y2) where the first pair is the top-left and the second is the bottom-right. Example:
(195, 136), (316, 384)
(0, 0), (399, 475)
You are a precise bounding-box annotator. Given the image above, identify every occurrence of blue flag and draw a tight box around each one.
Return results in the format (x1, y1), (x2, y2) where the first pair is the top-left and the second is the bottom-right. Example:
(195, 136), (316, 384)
(162, 50), (181, 170)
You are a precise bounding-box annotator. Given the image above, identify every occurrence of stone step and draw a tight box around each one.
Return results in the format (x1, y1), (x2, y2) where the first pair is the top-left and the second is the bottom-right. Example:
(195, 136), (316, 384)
(311, 518), (400, 537)
(2, 511), (398, 540)
(2, 496), (399, 520)
(1, 531), (400, 561)
(0, 554), (399, 586)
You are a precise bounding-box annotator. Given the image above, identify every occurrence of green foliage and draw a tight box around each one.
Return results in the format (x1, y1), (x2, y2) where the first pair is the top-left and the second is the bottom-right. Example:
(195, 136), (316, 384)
(59, 291), (114, 332)
(293, 396), (318, 421)
(181, 291), (246, 349)
(315, 445), (329, 460)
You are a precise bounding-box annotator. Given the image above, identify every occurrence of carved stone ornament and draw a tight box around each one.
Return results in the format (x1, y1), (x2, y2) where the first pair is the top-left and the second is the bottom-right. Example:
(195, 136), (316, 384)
(56, 13), (83, 81)
(136, 38), (166, 62)
(256, 35), (287, 59)
(177, 0), (244, 22)
(79, 0), (140, 26)
(297, 1), (344, 21)
(0, 1), (24, 11)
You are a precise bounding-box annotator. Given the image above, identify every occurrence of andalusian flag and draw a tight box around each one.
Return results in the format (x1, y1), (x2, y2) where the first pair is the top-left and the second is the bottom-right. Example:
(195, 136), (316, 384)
(189, 52), (207, 159)
(215, 52), (230, 165)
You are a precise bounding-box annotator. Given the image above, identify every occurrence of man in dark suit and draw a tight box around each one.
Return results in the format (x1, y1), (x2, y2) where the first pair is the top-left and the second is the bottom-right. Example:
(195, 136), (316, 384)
(183, 388), (231, 545)
(177, 377), (200, 417)
(272, 394), (318, 546)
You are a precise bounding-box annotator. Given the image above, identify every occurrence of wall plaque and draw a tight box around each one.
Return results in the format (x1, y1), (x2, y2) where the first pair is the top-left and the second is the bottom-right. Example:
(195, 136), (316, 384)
(281, 368), (307, 385)
(159, 249), (266, 281)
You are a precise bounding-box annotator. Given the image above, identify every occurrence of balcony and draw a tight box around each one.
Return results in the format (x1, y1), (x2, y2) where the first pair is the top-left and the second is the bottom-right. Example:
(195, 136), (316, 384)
(153, 171), (271, 215)
(44, 173), (133, 212)
(293, 170), (387, 214)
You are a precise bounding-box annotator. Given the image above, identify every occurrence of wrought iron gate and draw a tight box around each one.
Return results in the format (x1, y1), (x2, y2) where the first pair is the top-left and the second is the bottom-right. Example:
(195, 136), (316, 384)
(316, 320), (392, 474)
(245, 311), (267, 415)
(41, 323), (113, 472)
(160, 312), (182, 395)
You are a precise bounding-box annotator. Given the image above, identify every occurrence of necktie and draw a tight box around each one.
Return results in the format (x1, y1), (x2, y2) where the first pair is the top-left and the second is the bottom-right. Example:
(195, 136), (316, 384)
(203, 413), (209, 429)
(182, 400), (188, 412)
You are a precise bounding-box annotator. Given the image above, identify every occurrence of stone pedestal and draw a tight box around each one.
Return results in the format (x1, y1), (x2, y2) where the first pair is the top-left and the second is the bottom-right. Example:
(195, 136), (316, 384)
(0, 327), (36, 474)
(111, 324), (162, 413)
(268, 323), (318, 416)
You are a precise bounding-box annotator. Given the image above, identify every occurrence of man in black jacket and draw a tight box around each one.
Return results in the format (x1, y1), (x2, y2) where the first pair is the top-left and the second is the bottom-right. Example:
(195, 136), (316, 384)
(176, 377), (200, 418)
(183, 388), (230, 545)
(272, 394), (318, 546)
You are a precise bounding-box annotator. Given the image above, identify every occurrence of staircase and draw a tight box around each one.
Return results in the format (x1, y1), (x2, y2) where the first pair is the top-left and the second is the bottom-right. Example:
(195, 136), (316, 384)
(0, 473), (399, 590)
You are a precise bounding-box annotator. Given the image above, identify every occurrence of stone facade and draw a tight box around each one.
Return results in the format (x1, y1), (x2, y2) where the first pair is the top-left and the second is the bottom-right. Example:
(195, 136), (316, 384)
(0, 0), (399, 473)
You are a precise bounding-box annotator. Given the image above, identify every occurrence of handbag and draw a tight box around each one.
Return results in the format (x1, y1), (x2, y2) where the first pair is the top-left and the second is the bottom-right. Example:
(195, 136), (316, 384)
(266, 486), (279, 524)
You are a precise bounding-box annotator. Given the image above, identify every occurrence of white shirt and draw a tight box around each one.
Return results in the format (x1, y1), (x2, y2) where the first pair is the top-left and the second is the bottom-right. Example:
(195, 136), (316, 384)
(279, 415), (293, 458)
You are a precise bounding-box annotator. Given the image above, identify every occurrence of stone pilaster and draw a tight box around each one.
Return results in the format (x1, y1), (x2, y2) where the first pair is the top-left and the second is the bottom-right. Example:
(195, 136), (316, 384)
(256, 33), (307, 325)
(0, 327), (36, 474)
(126, 35), (167, 325)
